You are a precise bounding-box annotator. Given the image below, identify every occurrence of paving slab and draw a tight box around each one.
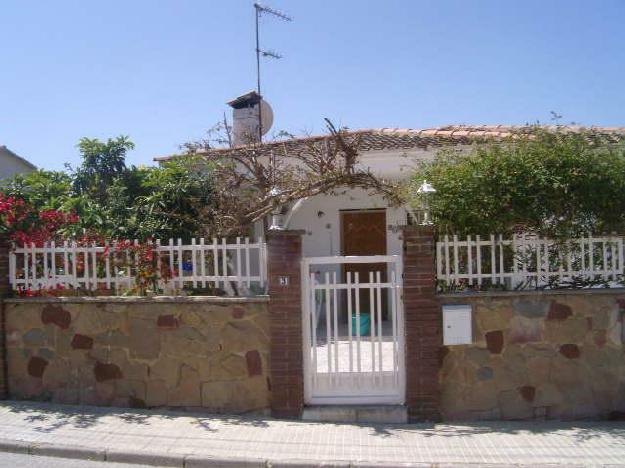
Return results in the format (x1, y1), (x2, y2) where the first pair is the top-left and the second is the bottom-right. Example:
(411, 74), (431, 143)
(0, 401), (624, 467)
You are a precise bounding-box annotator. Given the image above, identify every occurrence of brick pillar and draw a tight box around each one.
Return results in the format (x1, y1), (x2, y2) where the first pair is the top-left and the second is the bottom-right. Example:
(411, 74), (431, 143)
(0, 242), (10, 399)
(402, 225), (441, 421)
(267, 230), (304, 418)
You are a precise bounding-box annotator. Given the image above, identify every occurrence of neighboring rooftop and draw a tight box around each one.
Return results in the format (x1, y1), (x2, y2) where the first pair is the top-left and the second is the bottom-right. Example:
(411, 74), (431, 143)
(0, 146), (36, 181)
(0, 145), (36, 170)
(154, 124), (625, 162)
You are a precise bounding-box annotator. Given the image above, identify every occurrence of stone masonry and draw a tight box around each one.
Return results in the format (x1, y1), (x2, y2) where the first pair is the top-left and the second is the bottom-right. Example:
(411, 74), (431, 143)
(4, 297), (271, 413)
(402, 226), (442, 421)
(267, 230), (304, 418)
(440, 291), (625, 420)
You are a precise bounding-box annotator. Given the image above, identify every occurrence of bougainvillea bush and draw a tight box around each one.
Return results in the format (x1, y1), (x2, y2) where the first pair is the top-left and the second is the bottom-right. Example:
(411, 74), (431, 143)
(0, 193), (80, 247)
(0, 135), (218, 297)
(0, 194), (174, 297)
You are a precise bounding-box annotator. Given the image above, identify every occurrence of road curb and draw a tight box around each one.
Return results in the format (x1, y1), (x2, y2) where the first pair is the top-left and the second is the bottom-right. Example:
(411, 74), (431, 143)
(0, 438), (30, 455)
(185, 454), (266, 467)
(30, 442), (106, 461)
(0, 439), (185, 466)
(107, 448), (184, 466)
(0, 438), (621, 468)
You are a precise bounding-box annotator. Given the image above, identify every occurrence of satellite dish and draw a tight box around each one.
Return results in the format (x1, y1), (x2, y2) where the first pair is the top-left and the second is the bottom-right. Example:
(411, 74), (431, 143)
(260, 99), (274, 136)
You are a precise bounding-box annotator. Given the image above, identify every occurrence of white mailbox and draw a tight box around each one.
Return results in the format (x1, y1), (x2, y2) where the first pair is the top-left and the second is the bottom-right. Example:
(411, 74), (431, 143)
(442, 304), (472, 345)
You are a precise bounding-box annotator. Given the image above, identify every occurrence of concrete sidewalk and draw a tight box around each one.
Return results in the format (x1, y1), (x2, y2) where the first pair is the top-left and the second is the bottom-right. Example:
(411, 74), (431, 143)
(0, 401), (624, 467)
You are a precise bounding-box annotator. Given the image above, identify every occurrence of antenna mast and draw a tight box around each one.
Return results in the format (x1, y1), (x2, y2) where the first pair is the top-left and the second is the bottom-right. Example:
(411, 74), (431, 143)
(253, 3), (291, 142)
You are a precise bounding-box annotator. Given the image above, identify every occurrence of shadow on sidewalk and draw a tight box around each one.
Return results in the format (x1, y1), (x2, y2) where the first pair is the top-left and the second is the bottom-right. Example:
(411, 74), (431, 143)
(395, 420), (625, 442)
(3, 400), (625, 443)
(3, 400), (270, 434)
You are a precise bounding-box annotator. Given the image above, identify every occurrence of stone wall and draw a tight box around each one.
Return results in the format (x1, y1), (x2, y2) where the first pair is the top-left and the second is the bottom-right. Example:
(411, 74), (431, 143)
(440, 290), (625, 420)
(3, 297), (270, 413)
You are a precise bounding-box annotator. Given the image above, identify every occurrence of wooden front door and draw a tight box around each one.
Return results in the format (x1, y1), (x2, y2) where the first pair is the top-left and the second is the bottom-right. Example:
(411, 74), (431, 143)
(340, 210), (387, 315)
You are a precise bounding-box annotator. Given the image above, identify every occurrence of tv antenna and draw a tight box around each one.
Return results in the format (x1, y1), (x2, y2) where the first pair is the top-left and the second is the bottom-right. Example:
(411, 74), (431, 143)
(254, 3), (292, 141)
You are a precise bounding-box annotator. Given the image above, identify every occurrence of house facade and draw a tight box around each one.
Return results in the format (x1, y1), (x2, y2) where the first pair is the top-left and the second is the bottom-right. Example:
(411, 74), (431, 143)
(157, 121), (625, 262)
(151, 115), (625, 421)
(1, 92), (624, 421)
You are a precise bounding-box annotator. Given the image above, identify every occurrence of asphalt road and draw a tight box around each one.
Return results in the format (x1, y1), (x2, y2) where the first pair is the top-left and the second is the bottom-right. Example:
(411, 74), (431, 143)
(0, 452), (159, 467)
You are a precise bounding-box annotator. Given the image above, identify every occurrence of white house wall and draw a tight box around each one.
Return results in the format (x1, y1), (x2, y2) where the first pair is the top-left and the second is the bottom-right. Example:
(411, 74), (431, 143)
(285, 188), (407, 280)
(354, 148), (434, 179)
(258, 147), (435, 181)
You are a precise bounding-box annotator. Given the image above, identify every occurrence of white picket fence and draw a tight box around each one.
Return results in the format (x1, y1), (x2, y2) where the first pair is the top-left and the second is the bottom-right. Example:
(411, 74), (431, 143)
(437, 234), (625, 290)
(9, 237), (267, 295)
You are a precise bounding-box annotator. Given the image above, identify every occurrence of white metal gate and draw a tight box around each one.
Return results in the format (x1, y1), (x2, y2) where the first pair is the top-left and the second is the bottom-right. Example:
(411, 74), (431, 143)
(301, 255), (405, 405)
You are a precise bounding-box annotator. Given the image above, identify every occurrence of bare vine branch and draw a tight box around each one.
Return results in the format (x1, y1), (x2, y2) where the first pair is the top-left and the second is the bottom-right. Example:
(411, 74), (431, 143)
(182, 119), (405, 236)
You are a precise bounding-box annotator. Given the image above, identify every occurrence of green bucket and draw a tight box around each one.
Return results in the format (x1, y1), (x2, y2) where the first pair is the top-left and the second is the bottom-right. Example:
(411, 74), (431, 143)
(351, 313), (371, 336)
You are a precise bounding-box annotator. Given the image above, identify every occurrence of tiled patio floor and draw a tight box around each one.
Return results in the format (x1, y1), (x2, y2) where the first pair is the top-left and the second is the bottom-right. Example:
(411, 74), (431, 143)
(314, 319), (396, 372)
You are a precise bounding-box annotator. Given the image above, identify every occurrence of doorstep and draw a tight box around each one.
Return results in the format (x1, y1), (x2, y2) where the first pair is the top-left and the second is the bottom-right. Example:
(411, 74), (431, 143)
(302, 405), (408, 424)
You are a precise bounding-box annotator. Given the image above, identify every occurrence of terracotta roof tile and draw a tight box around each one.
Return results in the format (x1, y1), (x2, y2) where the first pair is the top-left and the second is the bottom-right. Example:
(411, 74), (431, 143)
(154, 124), (625, 162)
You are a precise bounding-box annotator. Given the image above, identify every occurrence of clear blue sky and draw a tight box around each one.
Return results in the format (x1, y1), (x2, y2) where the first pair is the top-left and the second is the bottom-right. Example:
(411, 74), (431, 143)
(2, 0), (624, 171)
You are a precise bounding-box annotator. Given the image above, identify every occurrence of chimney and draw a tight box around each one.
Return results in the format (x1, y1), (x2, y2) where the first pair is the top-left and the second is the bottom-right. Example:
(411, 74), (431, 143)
(227, 90), (262, 146)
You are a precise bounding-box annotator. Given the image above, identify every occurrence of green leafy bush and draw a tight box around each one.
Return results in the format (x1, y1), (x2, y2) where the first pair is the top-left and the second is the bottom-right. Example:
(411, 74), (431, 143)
(2, 137), (216, 241)
(411, 127), (625, 238)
